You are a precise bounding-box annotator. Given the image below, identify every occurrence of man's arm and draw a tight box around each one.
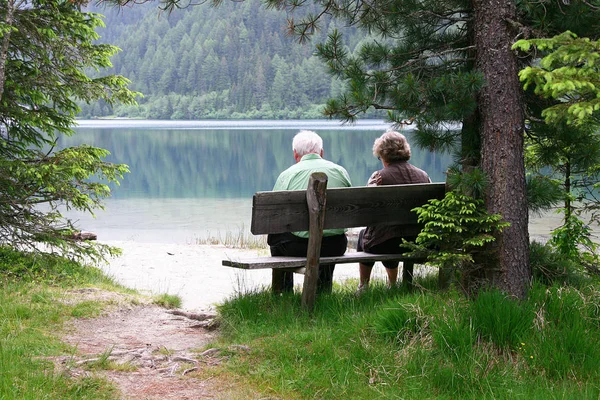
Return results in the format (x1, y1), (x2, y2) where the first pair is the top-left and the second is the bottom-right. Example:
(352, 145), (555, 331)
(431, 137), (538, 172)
(340, 167), (352, 188)
(272, 169), (290, 191)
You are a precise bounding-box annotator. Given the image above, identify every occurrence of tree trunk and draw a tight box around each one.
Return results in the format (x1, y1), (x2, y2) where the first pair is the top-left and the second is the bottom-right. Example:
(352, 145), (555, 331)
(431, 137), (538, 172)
(474, 0), (530, 298)
(0, 0), (16, 102)
(565, 160), (571, 220)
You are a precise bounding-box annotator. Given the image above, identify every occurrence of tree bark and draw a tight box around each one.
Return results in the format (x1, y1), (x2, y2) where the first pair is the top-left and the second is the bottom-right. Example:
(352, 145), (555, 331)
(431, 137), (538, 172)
(474, 0), (530, 298)
(0, 0), (17, 102)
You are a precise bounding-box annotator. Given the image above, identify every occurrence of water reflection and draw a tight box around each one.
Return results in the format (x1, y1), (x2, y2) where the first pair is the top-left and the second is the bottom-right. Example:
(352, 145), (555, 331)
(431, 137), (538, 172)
(64, 121), (451, 199)
(65, 197), (252, 243)
(61, 120), (452, 242)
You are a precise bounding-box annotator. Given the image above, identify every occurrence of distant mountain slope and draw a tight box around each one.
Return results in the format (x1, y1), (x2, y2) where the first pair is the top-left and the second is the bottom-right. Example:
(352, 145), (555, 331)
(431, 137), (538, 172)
(82, 1), (378, 119)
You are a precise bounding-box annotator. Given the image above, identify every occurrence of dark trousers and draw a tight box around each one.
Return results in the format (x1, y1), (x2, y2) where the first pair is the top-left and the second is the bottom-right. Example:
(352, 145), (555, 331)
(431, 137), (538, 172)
(268, 232), (348, 294)
(356, 229), (417, 269)
(356, 229), (418, 284)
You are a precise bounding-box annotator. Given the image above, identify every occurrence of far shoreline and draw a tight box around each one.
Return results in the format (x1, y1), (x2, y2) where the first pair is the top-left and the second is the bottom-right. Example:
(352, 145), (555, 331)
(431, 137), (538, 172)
(72, 118), (395, 130)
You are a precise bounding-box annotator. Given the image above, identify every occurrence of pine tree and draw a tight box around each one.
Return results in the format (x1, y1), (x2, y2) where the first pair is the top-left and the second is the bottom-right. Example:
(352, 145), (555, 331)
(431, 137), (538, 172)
(515, 31), (600, 227)
(94, 0), (600, 296)
(259, 0), (600, 297)
(0, 0), (138, 259)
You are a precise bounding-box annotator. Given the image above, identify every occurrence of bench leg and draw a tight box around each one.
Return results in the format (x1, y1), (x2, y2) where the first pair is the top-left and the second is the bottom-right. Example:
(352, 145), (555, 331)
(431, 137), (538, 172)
(272, 266), (335, 294)
(438, 266), (453, 290)
(402, 261), (414, 286)
(272, 269), (294, 294)
(317, 264), (335, 294)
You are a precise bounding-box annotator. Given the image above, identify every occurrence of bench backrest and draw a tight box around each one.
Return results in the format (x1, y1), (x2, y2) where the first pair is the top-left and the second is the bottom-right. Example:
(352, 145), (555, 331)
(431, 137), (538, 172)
(251, 182), (446, 236)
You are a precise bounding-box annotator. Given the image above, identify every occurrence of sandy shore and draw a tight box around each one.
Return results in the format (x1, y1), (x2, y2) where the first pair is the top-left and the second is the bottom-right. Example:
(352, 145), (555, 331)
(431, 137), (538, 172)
(98, 241), (388, 312)
(98, 231), (560, 312)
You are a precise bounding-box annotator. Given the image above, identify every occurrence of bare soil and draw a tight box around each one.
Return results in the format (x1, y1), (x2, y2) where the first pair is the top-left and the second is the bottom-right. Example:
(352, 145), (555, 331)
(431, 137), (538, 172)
(55, 288), (266, 400)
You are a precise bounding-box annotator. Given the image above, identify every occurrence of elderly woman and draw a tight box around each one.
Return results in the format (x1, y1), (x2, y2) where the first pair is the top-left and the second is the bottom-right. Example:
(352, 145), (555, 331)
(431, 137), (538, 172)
(356, 131), (431, 291)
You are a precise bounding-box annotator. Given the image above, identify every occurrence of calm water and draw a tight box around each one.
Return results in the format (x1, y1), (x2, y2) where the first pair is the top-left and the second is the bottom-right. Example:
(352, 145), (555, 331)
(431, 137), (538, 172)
(60, 119), (577, 244)
(60, 120), (452, 243)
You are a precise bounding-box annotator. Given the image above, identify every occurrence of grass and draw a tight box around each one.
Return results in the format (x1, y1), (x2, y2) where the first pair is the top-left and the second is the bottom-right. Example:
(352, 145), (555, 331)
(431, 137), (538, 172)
(153, 293), (182, 309)
(195, 228), (268, 249)
(2, 236), (600, 399)
(80, 347), (138, 373)
(70, 300), (105, 318)
(0, 246), (124, 399)
(214, 275), (600, 399)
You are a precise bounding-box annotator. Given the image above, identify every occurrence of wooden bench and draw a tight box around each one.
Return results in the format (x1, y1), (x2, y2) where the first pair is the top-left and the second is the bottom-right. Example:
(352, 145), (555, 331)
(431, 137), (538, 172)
(222, 172), (446, 310)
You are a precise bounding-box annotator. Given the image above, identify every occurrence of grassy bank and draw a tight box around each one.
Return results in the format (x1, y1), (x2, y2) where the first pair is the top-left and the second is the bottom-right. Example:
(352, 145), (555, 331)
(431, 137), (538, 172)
(2, 242), (600, 399)
(215, 275), (600, 399)
(0, 247), (127, 399)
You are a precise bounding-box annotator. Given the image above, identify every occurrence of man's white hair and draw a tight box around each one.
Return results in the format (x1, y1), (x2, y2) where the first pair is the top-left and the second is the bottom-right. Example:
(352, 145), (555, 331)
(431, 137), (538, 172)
(292, 130), (323, 157)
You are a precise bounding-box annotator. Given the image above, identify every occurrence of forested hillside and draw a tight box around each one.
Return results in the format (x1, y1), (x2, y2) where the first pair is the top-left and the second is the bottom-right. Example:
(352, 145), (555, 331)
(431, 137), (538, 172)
(82, 2), (377, 120)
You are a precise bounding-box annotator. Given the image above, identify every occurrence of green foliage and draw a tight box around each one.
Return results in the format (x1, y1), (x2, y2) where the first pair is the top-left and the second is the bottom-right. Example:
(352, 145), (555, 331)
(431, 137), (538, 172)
(513, 31), (600, 126)
(217, 281), (600, 399)
(309, 0), (483, 143)
(529, 241), (579, 285)
(152, 293), (182, 309)
(515, 31), (600, 250)
(0, 1), (138, 260)
(549, 213), (599, 276)
(523, 121), (600, 219)
(0, 245), (116, 286)
(471, 289), (533, 349)
(404, 190), (510, 271)
(551, 214), (592, 259)
(372, 295), (435, 345)
(525, 174), (563, 216)
(0, 249), (120, 399)
(80, 2), (381, 120)
(445, 165), (488, 199)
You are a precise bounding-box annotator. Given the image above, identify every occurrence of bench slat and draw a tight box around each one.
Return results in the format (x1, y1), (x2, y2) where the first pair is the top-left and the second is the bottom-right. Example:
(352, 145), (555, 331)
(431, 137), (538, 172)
(251, 182), (446, 235)
(222, 252), (426, 270)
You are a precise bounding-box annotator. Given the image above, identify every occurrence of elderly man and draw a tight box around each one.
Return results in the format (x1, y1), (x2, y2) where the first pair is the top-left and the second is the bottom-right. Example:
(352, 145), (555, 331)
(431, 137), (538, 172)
(267, 130), (352, 294)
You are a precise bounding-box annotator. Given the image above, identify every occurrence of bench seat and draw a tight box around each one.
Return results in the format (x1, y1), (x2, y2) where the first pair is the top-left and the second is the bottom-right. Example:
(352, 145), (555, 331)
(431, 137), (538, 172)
(221, 174), (446, 310)
(222, 252), (426, 271)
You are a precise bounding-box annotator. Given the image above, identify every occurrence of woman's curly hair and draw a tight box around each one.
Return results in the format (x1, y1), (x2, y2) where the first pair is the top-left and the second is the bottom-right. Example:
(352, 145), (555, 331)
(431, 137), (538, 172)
(373, 131), (411, 162)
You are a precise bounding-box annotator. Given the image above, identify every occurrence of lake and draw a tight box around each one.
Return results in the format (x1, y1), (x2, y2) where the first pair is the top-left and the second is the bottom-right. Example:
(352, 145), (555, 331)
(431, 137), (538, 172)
(53, 120), (598, 309)
(61, 119), (570, 244)
(58, 120), (452, 243)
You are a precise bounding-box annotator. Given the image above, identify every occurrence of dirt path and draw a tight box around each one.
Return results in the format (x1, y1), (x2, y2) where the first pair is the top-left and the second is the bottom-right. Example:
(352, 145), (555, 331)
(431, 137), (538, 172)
(55, 242), (378, 399)
(56, 289), (264, 400)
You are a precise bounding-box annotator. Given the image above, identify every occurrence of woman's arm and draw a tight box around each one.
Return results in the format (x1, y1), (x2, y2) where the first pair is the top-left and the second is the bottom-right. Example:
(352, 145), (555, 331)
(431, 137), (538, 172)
(367, 171), (382, 186)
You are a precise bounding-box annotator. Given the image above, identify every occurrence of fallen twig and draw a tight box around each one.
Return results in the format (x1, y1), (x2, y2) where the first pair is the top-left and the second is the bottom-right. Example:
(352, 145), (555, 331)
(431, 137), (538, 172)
(182, 367), (198, 375)
(166, 310), (217, 321)
(172, 356), (197, 363)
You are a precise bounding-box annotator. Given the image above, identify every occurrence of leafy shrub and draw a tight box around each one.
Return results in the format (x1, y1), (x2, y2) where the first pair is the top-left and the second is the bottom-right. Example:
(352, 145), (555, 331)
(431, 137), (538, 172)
(403, 190), (510, 289)
(549, 214), (600, 276)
